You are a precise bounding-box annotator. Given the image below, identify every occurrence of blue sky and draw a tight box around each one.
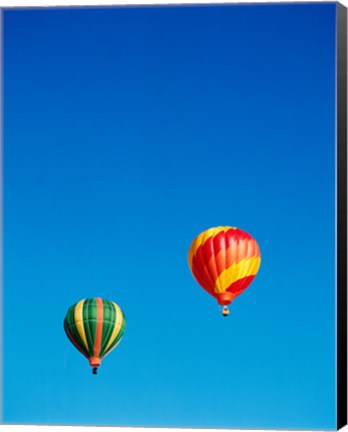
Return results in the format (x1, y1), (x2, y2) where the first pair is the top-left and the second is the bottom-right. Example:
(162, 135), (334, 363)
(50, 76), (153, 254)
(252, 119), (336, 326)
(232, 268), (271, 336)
(2, 2), (337, 429)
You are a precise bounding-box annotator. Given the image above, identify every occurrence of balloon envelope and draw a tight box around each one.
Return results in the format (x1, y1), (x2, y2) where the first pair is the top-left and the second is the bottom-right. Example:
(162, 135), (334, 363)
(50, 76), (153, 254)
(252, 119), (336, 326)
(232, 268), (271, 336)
(64, 298), (126, 373)
(188, 226), (261, 310)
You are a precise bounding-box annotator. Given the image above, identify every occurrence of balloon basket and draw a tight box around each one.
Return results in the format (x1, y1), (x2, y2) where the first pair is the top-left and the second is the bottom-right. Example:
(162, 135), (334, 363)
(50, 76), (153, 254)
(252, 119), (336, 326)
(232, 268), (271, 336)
(222, 306), (230, 317)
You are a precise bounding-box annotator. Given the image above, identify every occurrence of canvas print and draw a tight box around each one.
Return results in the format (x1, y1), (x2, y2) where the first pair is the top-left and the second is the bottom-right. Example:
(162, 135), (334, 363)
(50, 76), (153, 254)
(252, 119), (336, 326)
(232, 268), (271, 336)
(1, 1), (347, 430)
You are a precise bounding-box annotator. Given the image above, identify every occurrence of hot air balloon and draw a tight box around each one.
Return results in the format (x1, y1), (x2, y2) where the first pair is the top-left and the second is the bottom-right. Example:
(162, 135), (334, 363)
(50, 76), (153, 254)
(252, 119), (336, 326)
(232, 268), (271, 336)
(64, 298), (126, 374)
(188, 226), (261, 316)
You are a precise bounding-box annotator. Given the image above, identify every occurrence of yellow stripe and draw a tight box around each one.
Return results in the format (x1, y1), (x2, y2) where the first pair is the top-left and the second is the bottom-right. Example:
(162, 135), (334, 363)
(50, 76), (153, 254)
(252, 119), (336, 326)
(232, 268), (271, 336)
(74, 299), (89, 350)
(214, 256), (261, 293)
(104, 302), (123, 353)
(188, 226), (236, 267)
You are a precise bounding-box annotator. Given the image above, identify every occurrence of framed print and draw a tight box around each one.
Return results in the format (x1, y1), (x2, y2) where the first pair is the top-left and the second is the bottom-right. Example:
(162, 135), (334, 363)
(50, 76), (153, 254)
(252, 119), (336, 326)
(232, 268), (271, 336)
(1, 1), (347, 431)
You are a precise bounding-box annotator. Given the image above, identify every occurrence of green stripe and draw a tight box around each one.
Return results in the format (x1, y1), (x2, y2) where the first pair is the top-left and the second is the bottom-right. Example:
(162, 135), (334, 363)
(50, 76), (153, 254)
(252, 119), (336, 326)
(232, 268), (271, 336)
(64, 318), (89, 358)
(99, 300), (117, 357)
(65, 303), (90, 355)
(83, 298), (96, 355)
(103, 310), (126, 357)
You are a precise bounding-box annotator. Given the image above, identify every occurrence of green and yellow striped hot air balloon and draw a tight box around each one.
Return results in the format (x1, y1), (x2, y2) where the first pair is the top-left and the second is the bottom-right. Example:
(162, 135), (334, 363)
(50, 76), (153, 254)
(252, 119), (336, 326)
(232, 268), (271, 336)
(64, 298), (126, 374)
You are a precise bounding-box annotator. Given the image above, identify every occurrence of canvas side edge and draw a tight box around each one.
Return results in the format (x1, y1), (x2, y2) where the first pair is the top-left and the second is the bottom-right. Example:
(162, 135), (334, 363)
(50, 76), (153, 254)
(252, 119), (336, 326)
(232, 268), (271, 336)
(337, 2), (347, 430)
(0, 7), (4, 425)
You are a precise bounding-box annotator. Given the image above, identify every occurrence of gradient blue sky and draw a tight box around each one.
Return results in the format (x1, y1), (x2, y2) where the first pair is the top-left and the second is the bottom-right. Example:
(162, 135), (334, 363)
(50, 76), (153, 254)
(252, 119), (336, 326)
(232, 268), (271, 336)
(2, 2), (337, 429)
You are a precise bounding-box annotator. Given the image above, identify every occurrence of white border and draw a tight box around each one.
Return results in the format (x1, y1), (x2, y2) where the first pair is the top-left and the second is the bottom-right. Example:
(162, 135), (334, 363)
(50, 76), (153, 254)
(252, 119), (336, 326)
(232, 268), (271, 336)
(0, 0), (347, 8)
(0, 426), (340, 432)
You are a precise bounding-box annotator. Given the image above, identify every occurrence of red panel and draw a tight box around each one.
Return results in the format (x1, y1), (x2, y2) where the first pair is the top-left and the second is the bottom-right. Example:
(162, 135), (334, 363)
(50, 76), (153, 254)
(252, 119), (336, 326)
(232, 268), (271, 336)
(226, 275), (255, 297)
(94, 298), (104, 358)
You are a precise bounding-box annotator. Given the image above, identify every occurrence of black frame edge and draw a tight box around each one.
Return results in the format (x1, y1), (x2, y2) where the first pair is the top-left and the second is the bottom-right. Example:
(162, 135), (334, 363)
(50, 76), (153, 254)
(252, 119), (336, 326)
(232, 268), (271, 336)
(337, 2), (347, 430)
(0, 8), (3, 425)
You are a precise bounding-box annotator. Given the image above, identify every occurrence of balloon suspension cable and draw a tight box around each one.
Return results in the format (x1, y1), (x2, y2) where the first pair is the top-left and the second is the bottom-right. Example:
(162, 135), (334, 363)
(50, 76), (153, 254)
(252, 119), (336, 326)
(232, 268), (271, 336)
(92, 367), (98, 375)
(222, 306), (230, 317)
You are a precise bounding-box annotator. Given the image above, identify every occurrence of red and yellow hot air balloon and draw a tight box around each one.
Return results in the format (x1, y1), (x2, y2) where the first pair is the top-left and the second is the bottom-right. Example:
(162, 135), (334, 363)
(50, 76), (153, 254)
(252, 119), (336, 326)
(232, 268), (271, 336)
(188, 226), (261, 316)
